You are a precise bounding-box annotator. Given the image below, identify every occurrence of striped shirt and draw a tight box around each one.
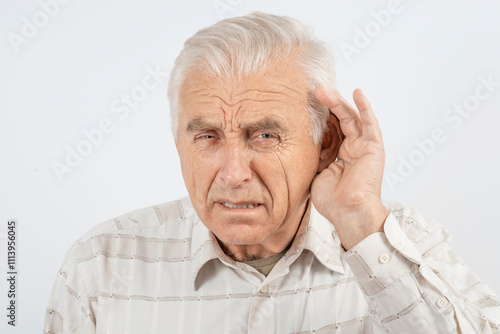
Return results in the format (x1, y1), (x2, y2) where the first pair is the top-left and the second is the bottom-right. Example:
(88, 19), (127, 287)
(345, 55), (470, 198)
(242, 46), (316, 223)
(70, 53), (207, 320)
(44, 196), (500, 333)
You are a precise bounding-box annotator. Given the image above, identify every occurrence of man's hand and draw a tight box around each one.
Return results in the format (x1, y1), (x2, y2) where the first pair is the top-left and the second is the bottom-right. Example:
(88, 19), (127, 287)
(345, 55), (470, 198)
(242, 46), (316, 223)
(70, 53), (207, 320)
(311, 87), (389, 250)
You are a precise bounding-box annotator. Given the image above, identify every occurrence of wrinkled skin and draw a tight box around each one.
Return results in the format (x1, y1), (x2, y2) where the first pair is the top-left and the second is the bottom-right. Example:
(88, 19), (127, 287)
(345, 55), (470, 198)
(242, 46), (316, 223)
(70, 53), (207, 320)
(176, 59), (387, 261)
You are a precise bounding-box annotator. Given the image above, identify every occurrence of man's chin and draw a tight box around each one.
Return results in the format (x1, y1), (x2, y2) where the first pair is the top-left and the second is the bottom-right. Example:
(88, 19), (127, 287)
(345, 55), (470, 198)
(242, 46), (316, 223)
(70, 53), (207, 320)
(214, 227), (267, 246)
(210, 222), (276, 250)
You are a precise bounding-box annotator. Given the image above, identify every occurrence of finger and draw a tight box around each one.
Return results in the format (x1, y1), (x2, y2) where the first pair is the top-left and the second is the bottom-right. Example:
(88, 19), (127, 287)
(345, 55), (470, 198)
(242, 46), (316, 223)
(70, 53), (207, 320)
(315, 86), (359, 121)
(352, 89), (383, 141)
(315, 86), (362, 138)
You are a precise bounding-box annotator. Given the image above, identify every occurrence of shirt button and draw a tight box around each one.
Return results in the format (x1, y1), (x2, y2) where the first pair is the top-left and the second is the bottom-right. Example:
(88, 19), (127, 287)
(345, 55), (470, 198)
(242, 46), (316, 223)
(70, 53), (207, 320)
(436, 297), (449, 308)
(260, 285), (268, 294)
(378, 253), (391, 264)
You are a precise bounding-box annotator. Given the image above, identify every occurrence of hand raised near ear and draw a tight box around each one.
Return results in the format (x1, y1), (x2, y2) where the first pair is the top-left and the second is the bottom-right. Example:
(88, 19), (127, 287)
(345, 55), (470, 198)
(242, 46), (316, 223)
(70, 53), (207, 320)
(311, 87), (388, 250)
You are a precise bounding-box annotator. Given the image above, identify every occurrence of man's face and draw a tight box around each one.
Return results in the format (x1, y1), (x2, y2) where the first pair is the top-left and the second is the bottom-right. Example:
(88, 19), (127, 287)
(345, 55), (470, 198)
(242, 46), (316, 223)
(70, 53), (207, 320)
(176, 60), (322, 252)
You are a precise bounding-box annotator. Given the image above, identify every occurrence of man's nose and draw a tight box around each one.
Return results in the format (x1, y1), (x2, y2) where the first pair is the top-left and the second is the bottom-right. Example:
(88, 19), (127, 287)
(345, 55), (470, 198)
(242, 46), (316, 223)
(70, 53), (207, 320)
(218, 143), (252, 187)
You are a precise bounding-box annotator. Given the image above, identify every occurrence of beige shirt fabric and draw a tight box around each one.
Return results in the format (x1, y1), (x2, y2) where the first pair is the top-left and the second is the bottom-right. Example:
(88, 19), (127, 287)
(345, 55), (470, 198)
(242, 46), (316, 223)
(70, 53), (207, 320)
(44, 196), (500, 333)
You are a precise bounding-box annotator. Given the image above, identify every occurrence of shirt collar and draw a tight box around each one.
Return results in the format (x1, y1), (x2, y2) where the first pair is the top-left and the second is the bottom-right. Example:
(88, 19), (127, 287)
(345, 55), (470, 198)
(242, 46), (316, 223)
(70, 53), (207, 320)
(190, 198), (346, 290)
(190, 218), (221, 290)
(299, 203), (345, 273)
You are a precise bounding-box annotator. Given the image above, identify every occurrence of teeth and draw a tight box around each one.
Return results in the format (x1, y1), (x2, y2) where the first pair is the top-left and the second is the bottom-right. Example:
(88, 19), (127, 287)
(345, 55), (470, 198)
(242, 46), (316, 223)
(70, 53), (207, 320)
(222, 202), (257, 209)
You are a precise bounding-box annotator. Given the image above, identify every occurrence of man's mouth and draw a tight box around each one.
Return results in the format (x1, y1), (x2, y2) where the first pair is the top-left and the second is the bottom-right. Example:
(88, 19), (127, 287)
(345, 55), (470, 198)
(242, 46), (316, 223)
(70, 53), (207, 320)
(221, 202), (260, 209)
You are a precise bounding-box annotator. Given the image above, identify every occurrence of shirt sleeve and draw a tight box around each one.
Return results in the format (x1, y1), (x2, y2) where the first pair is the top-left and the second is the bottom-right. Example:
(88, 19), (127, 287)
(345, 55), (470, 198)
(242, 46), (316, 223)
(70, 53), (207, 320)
(343, 205), (500, 333)
(43, 240), (96, 334)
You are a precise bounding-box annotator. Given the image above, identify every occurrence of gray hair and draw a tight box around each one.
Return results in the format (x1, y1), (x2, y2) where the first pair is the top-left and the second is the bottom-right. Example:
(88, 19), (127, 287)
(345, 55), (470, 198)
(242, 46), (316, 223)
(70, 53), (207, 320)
(167, 12), (337, 144)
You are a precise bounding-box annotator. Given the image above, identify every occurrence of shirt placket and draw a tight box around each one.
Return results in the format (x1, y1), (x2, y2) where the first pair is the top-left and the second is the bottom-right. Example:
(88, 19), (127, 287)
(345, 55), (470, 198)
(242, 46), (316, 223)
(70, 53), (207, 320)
(247, 283), (276, 334)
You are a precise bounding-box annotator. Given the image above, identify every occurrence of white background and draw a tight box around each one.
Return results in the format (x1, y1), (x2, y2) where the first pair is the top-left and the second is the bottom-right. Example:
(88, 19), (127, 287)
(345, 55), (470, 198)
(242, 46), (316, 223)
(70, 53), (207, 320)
(1, 0), (499, 332)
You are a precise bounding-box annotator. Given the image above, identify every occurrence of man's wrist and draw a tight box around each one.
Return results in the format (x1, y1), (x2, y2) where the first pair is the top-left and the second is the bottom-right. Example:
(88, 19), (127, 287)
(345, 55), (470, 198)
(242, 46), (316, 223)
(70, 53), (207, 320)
(331, 205), (389, 250)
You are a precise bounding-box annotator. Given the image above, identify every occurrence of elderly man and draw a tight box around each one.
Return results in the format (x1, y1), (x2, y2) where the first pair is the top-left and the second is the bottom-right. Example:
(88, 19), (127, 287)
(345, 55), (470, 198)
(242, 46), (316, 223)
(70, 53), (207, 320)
(44, 12), (500, 333)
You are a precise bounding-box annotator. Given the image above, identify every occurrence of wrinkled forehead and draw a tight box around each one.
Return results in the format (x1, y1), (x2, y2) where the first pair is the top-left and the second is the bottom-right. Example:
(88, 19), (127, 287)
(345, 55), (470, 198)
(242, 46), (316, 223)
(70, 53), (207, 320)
(178, 60), (310, 118)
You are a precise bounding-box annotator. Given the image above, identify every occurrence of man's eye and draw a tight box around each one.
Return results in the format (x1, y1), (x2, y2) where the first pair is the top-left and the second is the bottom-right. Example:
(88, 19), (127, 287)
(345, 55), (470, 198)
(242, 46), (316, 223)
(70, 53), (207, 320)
(194, 133), (220, 148)
(251, 132), (279, 150)
(195, 133), (217, 140)
(257, 133), (274, 139)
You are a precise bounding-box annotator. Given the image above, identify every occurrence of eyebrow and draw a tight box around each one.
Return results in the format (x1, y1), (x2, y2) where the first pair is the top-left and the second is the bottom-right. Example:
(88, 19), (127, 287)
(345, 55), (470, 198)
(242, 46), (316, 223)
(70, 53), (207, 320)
(185, 116), (286, 134)
(244, 117), (286, 134)
(185, 117), (220, 133)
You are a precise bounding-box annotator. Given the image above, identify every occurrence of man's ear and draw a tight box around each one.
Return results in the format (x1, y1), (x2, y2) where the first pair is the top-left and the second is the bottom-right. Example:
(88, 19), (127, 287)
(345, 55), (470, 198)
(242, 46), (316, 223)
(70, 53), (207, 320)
(318, 112), (344, 172)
